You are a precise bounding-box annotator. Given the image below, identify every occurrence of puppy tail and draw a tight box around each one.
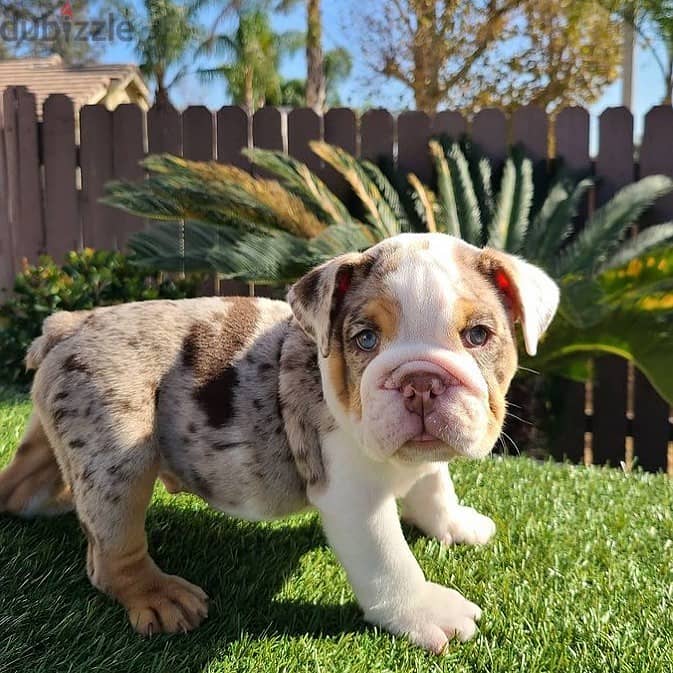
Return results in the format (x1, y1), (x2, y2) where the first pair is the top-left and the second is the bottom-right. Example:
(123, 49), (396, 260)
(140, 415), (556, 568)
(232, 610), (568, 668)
(26, 310), (91, 371)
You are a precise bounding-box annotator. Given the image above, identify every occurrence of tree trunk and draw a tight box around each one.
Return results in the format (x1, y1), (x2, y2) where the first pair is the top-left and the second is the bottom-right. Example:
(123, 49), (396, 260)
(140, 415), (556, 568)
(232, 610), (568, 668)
(245, 66), (255, 113)
(665, 54), (673, 106)
(305, 0), (325, 112)
(155, 70), (170, 107)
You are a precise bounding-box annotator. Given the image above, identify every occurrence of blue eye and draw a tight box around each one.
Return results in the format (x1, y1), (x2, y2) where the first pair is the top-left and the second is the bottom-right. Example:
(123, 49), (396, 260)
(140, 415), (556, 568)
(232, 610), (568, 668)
(355, 329), (379, 351)
(463, 325), (490, 347)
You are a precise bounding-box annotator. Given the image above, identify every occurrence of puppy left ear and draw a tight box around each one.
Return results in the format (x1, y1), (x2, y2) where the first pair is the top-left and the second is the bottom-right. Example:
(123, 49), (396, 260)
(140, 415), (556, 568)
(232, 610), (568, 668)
(288, 252), (365, 358)
(479, 249), (560, 356)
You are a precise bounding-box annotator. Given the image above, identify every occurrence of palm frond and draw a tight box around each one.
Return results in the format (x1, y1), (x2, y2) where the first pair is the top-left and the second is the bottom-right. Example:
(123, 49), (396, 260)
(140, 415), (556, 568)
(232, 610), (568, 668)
(504, 150), (533, 253)
(105, 154), (327, 239)
(408, 173), (437, 233)
(243, 147), (352, 225)
(525, 178), (594, 268)
(445, 142), (482, 245)
(556, 175), (673, 277)
(428, 140), (460, 236)
(486, 149), (534, 253)
(601, 223), (673, 271)
(310, 141), (401, 240)
(309, 222), (378, 260)
(360, 161), (411, 232)
(488, 157), (516, 250)
(473, 157), (495, 237)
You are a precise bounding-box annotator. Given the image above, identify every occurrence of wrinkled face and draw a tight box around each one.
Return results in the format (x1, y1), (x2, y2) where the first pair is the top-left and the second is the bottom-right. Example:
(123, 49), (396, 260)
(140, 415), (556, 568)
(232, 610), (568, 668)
(289, 234), (559, 463)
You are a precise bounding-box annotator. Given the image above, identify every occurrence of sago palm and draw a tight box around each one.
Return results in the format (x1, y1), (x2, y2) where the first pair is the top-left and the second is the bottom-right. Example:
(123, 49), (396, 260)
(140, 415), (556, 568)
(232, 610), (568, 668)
(103, 140), (673, 402)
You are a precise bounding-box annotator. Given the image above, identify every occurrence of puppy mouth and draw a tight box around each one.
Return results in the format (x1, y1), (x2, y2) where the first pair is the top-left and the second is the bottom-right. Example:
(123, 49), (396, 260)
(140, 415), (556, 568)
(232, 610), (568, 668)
(409, 431), (438, 443)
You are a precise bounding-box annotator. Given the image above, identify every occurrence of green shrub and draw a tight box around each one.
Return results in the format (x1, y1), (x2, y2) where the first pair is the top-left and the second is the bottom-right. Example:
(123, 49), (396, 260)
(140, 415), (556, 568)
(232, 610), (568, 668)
(0, 249), (201, 385)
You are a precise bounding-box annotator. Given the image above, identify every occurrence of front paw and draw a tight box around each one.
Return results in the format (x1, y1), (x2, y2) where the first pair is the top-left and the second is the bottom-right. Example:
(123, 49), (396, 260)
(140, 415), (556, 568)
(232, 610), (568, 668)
(369, 582), (481, 654)
(443, 506), (496, 546)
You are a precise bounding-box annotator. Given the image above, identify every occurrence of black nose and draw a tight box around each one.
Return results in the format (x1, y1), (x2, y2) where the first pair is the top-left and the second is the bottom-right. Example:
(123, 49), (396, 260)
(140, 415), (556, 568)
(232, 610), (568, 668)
(399, 373), (446, 416)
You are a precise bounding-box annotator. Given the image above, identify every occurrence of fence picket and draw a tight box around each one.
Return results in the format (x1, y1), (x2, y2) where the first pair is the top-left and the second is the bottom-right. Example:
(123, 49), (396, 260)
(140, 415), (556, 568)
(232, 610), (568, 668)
(592, 107), (634, 467)
(217, 106), (250, 170)
(323, 107), (357, 200)
(360, 109), (394, 163)
(43, 95), (79, 261)
(512, 106), (547, 162)
(547, 106), (594, 464)
(147, 103), (182, 155)
(555, 107), (590, 171)
(288, 108), (322, 173)
(472, 108), (506, 164)
(633, 106), (673, 471)
(0, 94), (11, 294)
(252, 106), (283, 180)
(183, 106), (215, 161)
(111, 104), (145, 250)
(4, 88), (44, 271)
(398, 111), (432, 184)
(431, 110), (467, 140)
(80, 104), (114, 250)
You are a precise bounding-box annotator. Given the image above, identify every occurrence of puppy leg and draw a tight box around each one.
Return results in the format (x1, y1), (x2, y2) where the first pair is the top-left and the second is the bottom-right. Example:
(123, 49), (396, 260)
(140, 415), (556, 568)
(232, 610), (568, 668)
(67, 449), (208, 636)
(0, 412), (73, 516)
(310, 430), (481, 654)
(401, 463), (495, 546)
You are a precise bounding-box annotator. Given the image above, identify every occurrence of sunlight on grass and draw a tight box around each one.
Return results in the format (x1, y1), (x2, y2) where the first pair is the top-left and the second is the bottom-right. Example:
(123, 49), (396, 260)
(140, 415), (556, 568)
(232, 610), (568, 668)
(1, 384), (673, 673)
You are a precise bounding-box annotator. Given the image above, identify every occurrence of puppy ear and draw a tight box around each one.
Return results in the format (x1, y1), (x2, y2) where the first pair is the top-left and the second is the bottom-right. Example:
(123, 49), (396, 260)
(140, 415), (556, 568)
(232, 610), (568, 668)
(288, 252), (365, 358)
(479, 249), (560, 356)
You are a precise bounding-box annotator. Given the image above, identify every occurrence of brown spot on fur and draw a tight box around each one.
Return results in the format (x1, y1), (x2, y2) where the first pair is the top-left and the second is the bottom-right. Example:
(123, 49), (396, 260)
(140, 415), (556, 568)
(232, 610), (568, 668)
(196, 367), (238, 428)
(182, 298), (260, 428)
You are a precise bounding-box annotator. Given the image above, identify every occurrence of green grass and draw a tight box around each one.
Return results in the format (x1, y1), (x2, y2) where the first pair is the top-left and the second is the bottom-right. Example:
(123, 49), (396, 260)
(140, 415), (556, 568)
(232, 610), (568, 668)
(1, 383), (673, 673)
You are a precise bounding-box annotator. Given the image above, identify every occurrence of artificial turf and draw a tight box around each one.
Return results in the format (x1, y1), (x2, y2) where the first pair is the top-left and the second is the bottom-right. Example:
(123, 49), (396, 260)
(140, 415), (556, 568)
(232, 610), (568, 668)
(1, 383), (672, 673)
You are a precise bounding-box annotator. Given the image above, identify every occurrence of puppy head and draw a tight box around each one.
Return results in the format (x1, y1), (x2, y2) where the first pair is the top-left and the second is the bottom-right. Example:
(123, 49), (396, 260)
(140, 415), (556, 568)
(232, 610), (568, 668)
(288, 233), (559, 462)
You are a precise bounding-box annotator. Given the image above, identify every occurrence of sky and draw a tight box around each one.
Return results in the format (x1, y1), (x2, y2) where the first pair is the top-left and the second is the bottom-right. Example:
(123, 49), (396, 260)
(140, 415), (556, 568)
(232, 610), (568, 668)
(101, 0), (669, 148)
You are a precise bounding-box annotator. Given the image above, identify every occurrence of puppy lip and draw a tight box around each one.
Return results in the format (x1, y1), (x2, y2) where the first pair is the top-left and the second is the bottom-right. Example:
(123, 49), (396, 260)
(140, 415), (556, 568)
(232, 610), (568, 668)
(410, 432), (438, 442)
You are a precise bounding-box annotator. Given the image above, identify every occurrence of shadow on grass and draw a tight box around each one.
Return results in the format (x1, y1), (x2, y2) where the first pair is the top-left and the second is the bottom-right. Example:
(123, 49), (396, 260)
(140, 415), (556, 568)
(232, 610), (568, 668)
(0, 498), (366, 673)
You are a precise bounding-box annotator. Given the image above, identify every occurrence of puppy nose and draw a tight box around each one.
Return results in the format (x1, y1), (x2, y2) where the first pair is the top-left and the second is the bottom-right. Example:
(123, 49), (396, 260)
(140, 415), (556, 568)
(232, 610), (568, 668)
(400, 373), (446, 416)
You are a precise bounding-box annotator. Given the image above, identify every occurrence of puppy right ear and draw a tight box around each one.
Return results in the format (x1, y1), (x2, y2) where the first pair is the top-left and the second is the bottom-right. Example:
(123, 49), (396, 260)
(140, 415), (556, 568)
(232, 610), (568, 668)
(288, 252), (364, 359)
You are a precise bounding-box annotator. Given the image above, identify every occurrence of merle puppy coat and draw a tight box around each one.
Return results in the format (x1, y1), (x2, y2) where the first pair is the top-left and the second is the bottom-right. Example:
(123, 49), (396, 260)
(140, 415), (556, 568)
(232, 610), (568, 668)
(0, 233), (559, 653)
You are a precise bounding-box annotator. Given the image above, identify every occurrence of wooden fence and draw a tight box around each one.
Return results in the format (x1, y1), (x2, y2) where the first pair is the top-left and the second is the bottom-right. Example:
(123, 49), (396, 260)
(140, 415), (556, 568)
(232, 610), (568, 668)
(0, 85), (672, 471)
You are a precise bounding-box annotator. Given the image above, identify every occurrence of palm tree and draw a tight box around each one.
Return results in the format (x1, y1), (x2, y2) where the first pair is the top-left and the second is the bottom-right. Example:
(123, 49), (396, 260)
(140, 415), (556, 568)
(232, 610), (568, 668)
(607, 0), (673, 104)
(277, 0), (325, 111)
(278, 47), (352, 106)
(642, 0), (673, 103)
(124, 0), (203, 107)
(198, 8), (302, 112)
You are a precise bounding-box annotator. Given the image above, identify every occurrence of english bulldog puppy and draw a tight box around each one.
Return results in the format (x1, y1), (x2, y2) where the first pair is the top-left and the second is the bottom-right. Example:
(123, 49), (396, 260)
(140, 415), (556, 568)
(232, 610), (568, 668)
(0, 233), (558, 653)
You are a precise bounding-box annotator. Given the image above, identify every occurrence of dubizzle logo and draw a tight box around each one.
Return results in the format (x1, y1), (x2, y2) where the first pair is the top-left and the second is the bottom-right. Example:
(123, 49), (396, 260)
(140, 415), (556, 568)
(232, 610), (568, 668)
(0, 1), (133, 44)
(60, 2), (73, 19)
